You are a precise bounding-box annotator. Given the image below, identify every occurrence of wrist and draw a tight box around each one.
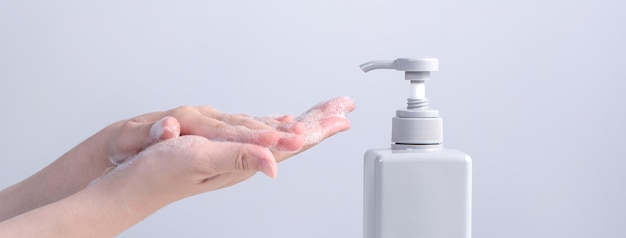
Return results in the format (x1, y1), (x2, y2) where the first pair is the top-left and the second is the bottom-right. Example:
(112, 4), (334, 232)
(0, 171), (167, 237)
(90, 162), (175, 215)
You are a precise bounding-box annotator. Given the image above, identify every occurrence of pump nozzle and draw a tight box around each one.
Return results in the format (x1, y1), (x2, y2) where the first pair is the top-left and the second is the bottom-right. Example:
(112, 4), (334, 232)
(359, 58), (438, 73)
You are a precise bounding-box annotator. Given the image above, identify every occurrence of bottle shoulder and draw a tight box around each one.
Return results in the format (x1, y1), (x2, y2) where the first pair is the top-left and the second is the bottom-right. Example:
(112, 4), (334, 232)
(365, 147), (471, 163)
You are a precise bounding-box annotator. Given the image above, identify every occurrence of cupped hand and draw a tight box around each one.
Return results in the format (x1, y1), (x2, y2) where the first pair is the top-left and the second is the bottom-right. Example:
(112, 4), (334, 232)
(106, 105), (306, 165)
(98, 135), (277, 205)
(275, 96), (355, 161)
(98, 96), (355, 202)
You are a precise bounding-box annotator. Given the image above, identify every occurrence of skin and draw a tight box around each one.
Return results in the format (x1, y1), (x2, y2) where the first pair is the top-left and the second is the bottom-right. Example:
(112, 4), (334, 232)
(0, 96), (355, 237)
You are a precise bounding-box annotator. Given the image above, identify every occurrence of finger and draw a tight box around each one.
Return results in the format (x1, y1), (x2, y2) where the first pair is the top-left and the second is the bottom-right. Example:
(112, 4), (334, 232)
(181, 109), (302, 149)
(272, 116), (351, 163)
(278, 121), (305, 134)
(109, 116), (181, 165)
(271, 132), (304, 152)
(174, 108), (281, 147)
(218, 113), (277, 131)
(142, 106), (301, 150)
(210, 122), (302, 152)
(255, 115), (302, 134)
(253, 117), (305, 152)
(271, 96), (355, 162)
(304, 116), (351, 146)
(149, 116), (182, 141)
(296, 96), (355, 145)
(173, 111), (278, 146)
(207, 141), (278, 178)
(221, 113), (305, 145)
(274, 114), (294, 123)
(204, 121), (282, 147)
(174, 106), (281, 132)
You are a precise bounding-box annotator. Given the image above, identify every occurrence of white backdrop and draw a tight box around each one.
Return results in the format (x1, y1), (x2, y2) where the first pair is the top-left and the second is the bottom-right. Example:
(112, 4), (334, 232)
(1, 1), (624, 237)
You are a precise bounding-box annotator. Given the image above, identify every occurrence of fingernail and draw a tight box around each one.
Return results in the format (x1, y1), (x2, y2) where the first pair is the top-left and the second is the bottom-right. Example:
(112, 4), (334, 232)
(149, 117), (168, 140)
(272, 133), (304, 152)
(258, 157), (277, 179)
(257, 130), (280, 147)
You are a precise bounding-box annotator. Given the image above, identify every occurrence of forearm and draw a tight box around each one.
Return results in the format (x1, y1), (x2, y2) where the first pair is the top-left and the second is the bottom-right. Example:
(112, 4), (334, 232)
(0, 174), (165, 237)
(0, 125), (116, 222)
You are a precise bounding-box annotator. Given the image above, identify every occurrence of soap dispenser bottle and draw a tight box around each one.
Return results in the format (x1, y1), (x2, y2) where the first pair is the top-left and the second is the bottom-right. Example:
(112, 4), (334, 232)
(361, 58), (472, 238)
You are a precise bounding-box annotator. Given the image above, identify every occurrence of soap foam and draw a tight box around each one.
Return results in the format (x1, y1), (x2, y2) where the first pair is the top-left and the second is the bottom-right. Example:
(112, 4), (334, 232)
(296, 96), (355, 122)
(212, 126), (254, 142)
(108, 154), (130, 166)
(300, 124), (327, 145)
(144, 135), (201, 155)
(295, 96), (355, 145)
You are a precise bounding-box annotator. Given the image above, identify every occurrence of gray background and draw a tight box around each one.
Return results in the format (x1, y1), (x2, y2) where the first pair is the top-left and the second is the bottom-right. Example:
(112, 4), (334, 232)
(1, 0), (624, 237)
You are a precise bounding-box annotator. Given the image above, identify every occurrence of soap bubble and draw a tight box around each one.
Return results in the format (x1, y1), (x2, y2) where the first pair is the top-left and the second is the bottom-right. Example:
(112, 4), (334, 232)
(296, 96), (355, 145)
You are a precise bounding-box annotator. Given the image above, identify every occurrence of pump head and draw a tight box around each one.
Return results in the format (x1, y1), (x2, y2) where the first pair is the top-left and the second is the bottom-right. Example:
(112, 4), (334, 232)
(360, 58), (438, 112)
(360, 58), (443, 145)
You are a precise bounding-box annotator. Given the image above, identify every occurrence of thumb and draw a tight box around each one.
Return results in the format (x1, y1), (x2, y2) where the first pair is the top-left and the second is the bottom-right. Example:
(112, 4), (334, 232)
(148, 116), (181, 141)
(208, 141), (278, 178)
(109, 116), (181, 165)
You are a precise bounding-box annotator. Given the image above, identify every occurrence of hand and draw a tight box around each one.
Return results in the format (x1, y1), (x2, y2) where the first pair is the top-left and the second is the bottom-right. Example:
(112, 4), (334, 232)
(0, 96), (353, 223)
(106, 106), (306, 165)
(98, 96), (355, 203)
(0, 96), (355, 237)
(276, 96), (355, 161)
(107, 96), (354, 164)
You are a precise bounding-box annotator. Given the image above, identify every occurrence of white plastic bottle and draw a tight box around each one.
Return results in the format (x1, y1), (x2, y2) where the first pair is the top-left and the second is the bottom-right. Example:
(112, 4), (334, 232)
(361, 58), (472, 238)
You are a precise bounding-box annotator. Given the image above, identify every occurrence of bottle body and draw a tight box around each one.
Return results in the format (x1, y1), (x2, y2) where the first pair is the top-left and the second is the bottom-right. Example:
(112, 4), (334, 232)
(364, 145), (472, 238)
